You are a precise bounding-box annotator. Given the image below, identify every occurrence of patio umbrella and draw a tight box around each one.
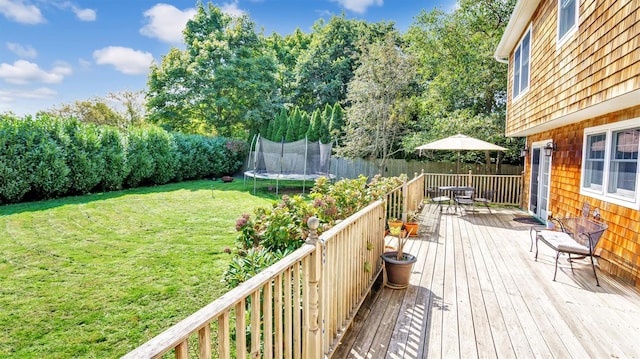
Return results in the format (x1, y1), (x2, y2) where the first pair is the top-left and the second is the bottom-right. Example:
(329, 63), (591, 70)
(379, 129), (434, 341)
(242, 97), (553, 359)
(415, 133), (506, 185)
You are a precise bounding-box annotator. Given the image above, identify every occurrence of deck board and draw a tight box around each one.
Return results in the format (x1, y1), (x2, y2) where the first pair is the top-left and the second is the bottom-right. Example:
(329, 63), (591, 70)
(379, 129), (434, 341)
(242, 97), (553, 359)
(334, 205), (640, 358)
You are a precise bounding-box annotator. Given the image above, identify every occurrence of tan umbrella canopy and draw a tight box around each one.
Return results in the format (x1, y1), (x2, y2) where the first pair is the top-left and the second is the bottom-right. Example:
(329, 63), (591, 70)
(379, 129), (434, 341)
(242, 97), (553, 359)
(416, 133), (506, 185)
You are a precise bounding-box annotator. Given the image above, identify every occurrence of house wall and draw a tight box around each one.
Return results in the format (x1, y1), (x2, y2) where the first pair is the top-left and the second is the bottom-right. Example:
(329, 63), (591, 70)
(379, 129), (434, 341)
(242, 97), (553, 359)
(506, 0), (640, 136)
(523, 105), (640, 287)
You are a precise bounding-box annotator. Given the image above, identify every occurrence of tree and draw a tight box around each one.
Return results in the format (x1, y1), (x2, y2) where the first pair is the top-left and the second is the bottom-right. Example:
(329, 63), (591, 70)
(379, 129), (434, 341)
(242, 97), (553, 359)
(44, 99), (125, 128)
(146, 3), (278, 138)
(294, 15), (396, 111)
(403, 0), (521, 165)
(337, 34), (419, 174)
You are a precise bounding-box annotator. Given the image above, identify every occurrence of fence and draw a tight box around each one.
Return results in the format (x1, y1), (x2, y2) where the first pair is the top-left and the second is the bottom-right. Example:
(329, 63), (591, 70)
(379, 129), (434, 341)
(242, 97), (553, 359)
(330, 157), (523, 180)
(423, 172), (522, 205)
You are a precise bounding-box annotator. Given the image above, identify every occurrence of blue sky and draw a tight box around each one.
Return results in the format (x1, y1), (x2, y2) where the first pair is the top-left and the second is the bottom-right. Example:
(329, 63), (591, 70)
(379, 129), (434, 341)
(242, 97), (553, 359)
(0, 0), (455, 116)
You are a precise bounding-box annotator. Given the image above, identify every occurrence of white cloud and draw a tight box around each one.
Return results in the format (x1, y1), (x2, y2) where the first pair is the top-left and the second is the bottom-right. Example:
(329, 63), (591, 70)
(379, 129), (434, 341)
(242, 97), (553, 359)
(7, 42), (38, 59)
(0, 60), (71, 85)
(220, 1), (245, 17)
(93, 46), (154, 75)
(0, 87), (57, 103)
(332, 0), (383, 14)
(0, 0), (44, 24)
(140, 3), (197, 44)
(71, 6), (96, 21)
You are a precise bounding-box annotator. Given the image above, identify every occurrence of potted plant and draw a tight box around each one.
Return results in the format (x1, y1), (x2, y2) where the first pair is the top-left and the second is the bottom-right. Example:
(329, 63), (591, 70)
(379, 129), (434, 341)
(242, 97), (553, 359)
(387, 217), (403, 235)
(404, 210), (420, 237)
(380, 228), (417, 289)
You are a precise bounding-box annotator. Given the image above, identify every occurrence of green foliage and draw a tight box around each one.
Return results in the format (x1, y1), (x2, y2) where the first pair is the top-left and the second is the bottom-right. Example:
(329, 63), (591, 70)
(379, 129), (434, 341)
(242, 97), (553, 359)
(338, 32), (419, 174)
(0, 114), (247, 204)
(99, 126), (129, 191)
(227, 174), (404, 287)
(61, 119), (105, 194)
(223, 247), (293, 289)
(146, 3), (278, 137)
(125, 127), (156, 188)
(294, 15), (396, 111)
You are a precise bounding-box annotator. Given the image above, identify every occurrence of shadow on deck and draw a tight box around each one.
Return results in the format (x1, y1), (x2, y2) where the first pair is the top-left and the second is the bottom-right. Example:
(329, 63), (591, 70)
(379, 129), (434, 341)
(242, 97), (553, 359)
(334, 204), (640, 358)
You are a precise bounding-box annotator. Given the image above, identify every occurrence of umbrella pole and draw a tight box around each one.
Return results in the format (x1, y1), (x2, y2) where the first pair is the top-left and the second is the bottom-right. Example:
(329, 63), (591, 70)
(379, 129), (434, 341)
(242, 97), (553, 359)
(456, 151), (460, 186)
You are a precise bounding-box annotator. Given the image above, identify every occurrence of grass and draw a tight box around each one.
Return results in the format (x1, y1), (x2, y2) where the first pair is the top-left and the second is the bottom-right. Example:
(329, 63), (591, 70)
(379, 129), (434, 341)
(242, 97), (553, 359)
(0, 178), (286, 358)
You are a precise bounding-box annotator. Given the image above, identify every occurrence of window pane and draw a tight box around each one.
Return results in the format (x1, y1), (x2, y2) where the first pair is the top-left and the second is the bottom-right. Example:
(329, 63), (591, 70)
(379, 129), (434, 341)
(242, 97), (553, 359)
(607, 129), (639, 197)
(559, 0), (576, 39)
(583, 133), (605, 189)
(520, 32), (530, 92)
(513, 47), (521, 97)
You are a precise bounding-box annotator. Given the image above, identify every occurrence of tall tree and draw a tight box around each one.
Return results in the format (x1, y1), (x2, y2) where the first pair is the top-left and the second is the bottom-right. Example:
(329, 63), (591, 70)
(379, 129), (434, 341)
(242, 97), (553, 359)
(403, 0), (520, 164)
(337, 34), (419, 174)
(294, 15), (395, 111)
(146, 3), (278, 138)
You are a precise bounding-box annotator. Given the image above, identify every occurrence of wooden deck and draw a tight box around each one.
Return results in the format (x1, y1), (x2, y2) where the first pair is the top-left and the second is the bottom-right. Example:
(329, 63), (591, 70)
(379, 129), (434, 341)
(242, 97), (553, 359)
(334, 204), (640, 358)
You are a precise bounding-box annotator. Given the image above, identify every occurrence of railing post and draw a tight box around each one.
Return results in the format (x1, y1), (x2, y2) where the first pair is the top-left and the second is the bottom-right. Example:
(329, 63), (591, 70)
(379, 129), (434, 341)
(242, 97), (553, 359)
(304, 217), (322, 358)
(402, 179), (408, 222)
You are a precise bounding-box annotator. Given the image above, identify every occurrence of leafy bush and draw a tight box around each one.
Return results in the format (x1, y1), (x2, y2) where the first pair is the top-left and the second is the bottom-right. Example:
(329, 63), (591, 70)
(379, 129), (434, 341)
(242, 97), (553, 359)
(26, 117), (71, 199)
(99, 126), (129, 191)
(145, 126), (178, 185)
(226, 175), (405, 287)
(0, 114), (247, 203)
(61, 119), (104, 194)
(0, 117), (32, 203)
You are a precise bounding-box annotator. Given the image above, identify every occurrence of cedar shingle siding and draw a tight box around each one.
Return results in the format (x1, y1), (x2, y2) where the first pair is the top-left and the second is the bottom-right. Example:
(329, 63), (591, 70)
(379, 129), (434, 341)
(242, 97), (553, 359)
(501, 0), (640, 287)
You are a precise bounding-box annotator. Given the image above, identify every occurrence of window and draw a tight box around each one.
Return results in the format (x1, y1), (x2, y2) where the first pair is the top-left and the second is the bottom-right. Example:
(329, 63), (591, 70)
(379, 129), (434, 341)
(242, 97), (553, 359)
(558, 0), (578, 43)
(513, 28), (531, 99)
(581, 119), (640, 208)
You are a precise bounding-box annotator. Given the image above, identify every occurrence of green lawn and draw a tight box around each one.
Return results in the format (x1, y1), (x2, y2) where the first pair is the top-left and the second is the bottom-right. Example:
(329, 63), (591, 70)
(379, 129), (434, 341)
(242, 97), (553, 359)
(0, 179), (280, 358)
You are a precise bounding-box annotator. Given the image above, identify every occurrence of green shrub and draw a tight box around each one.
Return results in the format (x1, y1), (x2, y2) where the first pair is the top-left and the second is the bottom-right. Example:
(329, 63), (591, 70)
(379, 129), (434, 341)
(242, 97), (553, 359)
(27, 117), (70, 199)
(0, 117), (31, 203)
(0, 115), (247, 203)
(99, 126), (128, 191)
(145, 126), (178, 185)
(227, 175), (405, 287)
(62, 119), (104, 194)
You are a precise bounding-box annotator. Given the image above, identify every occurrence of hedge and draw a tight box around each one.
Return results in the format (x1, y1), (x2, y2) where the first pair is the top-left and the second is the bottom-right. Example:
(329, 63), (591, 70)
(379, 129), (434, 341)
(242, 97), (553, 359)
(0, 114), (248, 204)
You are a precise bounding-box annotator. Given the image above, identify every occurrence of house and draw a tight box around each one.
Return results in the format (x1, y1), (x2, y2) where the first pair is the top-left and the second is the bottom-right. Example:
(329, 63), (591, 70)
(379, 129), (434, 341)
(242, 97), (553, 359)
(494, 0), (640, 287)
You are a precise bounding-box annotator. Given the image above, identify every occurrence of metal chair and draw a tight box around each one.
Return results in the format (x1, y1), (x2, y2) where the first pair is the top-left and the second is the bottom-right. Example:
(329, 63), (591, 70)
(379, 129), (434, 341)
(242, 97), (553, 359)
(473, 189), (495, 213)
(535, 216), (608, 285)
(426, 187), (450, 212)
(453, 189), (474, 213)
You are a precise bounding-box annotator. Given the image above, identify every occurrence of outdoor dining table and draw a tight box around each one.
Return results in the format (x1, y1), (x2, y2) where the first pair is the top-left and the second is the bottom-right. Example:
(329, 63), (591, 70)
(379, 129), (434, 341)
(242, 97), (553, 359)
(438, 186), (474, 213)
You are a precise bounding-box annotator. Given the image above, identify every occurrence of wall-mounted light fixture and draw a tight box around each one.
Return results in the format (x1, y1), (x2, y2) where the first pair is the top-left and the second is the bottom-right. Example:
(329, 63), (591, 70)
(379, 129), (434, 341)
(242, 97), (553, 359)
(544, 142), (557, 156)
(520, 146), (529, 157)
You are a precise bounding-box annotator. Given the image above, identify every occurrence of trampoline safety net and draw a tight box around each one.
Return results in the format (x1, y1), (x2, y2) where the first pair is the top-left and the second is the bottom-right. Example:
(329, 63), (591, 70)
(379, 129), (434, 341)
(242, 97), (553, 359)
(245, 136), (333, 181)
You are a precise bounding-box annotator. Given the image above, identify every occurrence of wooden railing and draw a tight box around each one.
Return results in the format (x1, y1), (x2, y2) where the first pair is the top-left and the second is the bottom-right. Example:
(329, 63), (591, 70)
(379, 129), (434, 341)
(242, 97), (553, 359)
(123, 172), (520, 358)
(423, 173), (522, 205)
(123, 201), (389, 358)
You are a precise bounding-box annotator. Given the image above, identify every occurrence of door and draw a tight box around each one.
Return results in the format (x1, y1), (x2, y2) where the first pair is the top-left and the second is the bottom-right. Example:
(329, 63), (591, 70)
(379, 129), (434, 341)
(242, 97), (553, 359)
(529, 143), (552, 222)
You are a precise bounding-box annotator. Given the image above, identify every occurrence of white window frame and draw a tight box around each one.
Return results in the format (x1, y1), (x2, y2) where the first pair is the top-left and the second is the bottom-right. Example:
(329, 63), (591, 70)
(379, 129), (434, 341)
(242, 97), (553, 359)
(580, 118), (640, 209)
(512, 26), (531, 100)
(557, 0), (579, 47)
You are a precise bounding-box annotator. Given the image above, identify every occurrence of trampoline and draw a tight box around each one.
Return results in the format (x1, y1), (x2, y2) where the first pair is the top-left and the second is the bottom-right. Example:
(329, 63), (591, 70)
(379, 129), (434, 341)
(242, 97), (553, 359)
(244, 135), (335, 194)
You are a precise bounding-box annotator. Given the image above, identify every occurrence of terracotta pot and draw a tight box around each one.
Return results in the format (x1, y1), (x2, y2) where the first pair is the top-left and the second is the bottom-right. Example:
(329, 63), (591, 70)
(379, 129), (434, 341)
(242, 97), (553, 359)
(404, 222), (419, 237)
(381, 251), (417, 289)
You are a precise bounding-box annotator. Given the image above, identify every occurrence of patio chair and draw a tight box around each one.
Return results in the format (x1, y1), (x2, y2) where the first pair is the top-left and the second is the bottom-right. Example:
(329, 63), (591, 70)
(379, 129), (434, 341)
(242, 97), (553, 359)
(473, 189), (495, 213)
(453, 190), (474, 213)
(426, 187), (450, 212)
(535, 216), (608, 285)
